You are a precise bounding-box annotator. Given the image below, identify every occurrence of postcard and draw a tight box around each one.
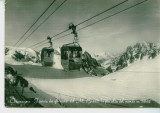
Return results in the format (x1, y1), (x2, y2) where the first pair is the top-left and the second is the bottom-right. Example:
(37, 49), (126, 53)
(4, 0), (160, 108)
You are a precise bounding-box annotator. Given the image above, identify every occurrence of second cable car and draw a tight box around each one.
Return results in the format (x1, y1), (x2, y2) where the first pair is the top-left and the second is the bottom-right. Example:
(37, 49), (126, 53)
(41, 47), (54, 66)
(41, 36), (54, 66)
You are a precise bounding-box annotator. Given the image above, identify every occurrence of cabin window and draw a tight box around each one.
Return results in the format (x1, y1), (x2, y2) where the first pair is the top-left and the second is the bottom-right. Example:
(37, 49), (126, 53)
(47, 51), (53, 57)
(44, 51), (53, 57)
(62, 51), (68, 60)
(44, 51), (47, 57)
(70, 51), (81, 58)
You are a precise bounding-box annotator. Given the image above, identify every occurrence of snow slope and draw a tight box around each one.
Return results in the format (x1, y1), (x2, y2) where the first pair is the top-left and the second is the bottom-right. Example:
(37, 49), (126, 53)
(102, 55), (160, 103)
(24, 55), (160, 104)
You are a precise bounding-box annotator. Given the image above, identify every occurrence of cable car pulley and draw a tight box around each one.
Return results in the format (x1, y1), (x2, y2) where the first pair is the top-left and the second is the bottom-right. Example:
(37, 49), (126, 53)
(69, 23), (79, 43)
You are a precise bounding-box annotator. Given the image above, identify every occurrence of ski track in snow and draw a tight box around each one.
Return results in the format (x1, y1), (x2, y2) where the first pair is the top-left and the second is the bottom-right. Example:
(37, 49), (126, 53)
(25, 55), (160, 103)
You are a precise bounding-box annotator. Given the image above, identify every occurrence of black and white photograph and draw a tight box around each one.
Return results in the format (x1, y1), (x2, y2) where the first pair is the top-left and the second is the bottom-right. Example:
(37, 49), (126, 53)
(4, 0), (160, 108)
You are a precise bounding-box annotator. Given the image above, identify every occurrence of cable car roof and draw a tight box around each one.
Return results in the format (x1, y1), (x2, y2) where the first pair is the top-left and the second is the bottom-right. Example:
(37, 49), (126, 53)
(61, 43), (82, 51)
(41, 47), (54, 52)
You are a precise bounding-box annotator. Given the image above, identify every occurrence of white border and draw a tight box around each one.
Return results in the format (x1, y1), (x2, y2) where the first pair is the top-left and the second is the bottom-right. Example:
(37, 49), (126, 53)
(0, 0), (5, 111)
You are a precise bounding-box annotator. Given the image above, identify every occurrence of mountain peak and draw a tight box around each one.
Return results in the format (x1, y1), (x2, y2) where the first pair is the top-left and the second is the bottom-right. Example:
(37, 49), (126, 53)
(91, 42), (160, 74)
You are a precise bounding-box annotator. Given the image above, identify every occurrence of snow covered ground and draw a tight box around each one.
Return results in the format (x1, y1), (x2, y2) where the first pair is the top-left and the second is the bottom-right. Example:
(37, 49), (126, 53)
(24, 55), (160, 104)
(52, 48), (63, 69)
(5, 46), (160, 105)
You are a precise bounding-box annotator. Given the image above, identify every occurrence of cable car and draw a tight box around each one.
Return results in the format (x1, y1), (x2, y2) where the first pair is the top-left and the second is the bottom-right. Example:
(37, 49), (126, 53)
(61, 43), (82, 70)
(41, 47), (54, 66)
(41, 36), (54, 66)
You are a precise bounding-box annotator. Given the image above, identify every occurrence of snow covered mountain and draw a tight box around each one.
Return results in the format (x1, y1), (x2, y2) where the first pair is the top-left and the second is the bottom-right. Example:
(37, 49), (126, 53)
(5, 46), (40, 65)
(92, 42), (160, 74)
(82, 51), (109, 76)
(5, 41), (160, 76)
(92, 52), (111, 61)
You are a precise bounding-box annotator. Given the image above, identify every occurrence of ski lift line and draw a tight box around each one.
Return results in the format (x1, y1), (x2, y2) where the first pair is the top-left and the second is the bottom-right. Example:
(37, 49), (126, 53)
(32, 41), (48, 49)
(33, 0), (149, 49)
(77, 0), (149, 32)
(28, 29), (69, 48)
(29, 40), (48, 48)
(34, 32), (71, 49)
(33, 32), (71, 49)
(47, 0), (149, 44)
(52, 0), (128, 38)
(13, 0), (57, 46)
(31, 0), (149, 49)
(76, 0), (129, 26)
(17, 0), (68, 47)
(53, 32), (71, 41)
(37, 32), (72, 49)
(28, 0), (129, 48)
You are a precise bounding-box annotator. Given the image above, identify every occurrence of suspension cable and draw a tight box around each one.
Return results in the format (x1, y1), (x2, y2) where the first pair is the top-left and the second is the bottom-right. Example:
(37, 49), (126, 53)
(17, 0), (68, 47)
(14, 0), (56, 46)
(33, 0), (148, 49)
(33, 0), (148, 48)
(28, 0), (129, 48)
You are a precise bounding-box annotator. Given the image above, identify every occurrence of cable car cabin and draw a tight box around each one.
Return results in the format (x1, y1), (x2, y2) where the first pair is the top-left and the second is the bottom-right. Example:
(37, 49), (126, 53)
(41, 47), (54, 66)
(61, 43), (82, 71)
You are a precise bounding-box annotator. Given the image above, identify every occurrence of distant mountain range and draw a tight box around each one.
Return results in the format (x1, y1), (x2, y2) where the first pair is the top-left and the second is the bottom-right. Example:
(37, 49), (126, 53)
(5, 41), (160, 76)
(92, 41), (160, 73)
(5, 46), (40, 65)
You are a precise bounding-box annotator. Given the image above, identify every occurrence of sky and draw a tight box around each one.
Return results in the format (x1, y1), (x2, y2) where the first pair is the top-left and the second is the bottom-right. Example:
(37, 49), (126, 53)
(5, 0), (160, 54)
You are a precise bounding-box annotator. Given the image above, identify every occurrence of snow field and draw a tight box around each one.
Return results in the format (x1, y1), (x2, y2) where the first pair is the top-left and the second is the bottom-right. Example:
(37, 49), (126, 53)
(26, 55), (160, 103)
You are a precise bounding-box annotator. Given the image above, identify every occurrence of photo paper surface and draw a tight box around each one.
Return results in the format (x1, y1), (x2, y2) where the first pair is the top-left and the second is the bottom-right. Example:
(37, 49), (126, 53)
(4, 0), (160, 108)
